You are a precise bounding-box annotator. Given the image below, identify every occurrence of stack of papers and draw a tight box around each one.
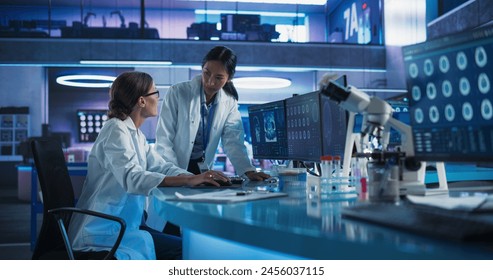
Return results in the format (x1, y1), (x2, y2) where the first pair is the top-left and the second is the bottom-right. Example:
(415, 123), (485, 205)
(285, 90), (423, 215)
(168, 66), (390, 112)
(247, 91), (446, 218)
(170, 189), (287, 204)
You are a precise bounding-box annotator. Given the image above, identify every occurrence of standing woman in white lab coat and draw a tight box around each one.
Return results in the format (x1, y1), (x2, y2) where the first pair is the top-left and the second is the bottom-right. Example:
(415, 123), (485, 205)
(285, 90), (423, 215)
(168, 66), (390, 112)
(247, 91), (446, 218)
(155, 45), (270, 181)
(68, 71), (228, 260)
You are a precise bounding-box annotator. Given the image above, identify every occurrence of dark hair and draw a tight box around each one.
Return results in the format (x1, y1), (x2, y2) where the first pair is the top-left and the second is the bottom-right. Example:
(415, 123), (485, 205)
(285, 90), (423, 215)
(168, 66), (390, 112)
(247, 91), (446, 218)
(108, 71), (153, 120)
(201, 45), (239, 100)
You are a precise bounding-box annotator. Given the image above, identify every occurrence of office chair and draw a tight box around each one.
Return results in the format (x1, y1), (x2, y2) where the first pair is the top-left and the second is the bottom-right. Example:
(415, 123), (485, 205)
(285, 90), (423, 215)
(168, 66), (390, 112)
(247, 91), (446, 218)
(30, 137), (126, 260)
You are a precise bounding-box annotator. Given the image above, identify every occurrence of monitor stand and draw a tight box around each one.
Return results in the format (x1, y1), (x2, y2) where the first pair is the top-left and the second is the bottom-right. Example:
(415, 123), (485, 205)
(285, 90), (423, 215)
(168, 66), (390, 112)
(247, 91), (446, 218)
(422, 161), (449, 195)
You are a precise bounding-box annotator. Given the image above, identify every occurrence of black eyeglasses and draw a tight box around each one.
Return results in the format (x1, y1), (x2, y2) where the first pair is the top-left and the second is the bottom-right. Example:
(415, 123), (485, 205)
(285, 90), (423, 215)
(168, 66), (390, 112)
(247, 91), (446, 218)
(143, 90), (159, 98)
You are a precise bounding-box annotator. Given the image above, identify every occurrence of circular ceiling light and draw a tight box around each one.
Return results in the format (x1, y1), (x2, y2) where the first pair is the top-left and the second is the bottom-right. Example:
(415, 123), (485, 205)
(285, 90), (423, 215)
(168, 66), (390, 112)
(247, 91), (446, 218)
(232, 77), (292, 89)
(56, 74), (116, 88)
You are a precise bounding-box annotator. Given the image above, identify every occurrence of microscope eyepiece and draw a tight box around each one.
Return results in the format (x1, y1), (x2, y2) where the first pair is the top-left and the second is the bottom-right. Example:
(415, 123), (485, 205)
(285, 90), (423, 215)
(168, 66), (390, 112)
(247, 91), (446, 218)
(320, 81), (350, 103)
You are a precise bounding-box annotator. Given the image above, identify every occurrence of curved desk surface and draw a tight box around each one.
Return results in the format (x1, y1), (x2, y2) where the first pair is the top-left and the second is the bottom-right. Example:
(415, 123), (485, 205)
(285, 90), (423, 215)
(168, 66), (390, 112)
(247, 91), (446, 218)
(151, 177), (493, 260)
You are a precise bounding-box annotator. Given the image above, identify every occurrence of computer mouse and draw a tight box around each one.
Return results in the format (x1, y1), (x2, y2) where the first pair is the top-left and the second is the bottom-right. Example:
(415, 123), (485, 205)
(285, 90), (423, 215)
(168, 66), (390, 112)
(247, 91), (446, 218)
(229, 176), (245, 185)
(264, 177), (279, 184)
(216, 179), (233, 186)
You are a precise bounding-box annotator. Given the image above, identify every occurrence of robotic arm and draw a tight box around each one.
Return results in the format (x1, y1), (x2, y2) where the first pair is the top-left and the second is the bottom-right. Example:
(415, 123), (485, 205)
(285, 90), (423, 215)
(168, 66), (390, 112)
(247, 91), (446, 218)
(83, 12), (96, 27)
(110, 10), (126, 28)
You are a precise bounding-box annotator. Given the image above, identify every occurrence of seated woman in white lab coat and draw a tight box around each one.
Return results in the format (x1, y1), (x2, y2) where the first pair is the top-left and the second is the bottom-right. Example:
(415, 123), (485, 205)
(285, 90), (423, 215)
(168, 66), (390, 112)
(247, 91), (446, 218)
(68, 71), (228, 260)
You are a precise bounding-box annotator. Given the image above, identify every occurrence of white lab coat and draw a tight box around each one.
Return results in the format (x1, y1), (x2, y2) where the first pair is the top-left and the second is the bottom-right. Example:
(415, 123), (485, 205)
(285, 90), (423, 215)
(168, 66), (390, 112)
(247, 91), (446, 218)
(68, 117), (187, 260)
(155, 75), (255, 175)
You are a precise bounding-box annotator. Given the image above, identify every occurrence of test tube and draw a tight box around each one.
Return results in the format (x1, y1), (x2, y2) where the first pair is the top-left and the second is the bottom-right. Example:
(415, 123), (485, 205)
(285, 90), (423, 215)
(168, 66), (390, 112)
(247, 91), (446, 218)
(320, 155), (333, 180)
(359, 157), (368, 200)
(319, 155), (333, 195)
(350, 157), (360, 187)
(333, 155), (341, 180)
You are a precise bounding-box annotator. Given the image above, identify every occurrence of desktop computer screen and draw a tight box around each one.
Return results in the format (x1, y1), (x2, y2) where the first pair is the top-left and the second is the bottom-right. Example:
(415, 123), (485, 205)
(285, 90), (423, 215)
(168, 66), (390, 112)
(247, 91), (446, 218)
(247, 100), (289, 160)
(76, 109), (108, 143)
(286, 91), (347, 162)
(403, 24), (493, 162)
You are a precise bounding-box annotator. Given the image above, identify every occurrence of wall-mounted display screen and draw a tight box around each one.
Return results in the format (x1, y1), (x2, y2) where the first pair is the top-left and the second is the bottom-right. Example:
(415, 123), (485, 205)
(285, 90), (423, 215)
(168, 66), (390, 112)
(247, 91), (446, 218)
(77, 109), (108, 142)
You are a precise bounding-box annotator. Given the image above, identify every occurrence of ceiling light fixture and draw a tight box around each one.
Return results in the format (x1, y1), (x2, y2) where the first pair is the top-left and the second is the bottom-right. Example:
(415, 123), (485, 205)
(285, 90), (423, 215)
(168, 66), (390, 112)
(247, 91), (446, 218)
(187, 0), (326, 5)
(195, 9), (305, 17)
(233, 77), (292, 89)
(56, 74), (116, 88)
(80, 60), (172, 66)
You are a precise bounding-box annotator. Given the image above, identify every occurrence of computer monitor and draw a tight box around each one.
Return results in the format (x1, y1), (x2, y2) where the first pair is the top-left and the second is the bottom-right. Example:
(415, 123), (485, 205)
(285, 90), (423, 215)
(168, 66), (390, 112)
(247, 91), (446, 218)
(247, 100), (289, 160)
(285, 91), (347, 162)
(403, 24), (493, 163)
(76, 109), (108, 143)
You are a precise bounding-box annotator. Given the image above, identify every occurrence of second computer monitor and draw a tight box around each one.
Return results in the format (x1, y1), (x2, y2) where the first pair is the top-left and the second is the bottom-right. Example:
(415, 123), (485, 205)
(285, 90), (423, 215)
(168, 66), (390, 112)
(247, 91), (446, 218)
(286, 91), (347, 162)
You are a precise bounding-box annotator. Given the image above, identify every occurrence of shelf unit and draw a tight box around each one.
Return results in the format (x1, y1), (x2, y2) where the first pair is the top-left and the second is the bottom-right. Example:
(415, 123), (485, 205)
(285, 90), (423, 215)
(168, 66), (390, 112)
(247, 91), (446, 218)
(0, 107), (30, 161)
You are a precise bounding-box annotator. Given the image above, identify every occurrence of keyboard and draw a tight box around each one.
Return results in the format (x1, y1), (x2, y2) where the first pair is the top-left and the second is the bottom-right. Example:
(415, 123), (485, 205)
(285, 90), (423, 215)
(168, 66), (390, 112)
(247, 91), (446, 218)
(341, 201), (493, 242)
(201, 176), (245, 187)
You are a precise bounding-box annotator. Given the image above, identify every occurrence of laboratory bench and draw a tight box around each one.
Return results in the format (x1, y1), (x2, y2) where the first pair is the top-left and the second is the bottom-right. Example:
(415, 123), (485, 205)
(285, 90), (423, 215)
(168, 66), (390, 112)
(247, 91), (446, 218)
(25, 162), (493, 258)
(150, 175), (493, 260)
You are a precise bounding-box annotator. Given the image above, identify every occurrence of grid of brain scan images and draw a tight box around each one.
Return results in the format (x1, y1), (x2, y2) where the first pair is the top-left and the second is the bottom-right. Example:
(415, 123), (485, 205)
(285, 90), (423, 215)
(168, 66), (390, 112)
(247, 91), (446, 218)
(77, 110), (108, 142)
(286, 92), (324, 161)
(404, 27), (493, 160)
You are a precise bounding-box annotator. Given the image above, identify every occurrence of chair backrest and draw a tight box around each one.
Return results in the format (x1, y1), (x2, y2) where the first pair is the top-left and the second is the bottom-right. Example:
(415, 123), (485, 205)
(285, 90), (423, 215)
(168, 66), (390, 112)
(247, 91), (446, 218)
(31, 137), (75, 259)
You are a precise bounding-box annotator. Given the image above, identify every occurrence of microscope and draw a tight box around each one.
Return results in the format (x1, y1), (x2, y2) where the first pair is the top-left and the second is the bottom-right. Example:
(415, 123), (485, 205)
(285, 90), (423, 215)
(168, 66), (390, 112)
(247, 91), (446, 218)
(318, 75), (436, 200)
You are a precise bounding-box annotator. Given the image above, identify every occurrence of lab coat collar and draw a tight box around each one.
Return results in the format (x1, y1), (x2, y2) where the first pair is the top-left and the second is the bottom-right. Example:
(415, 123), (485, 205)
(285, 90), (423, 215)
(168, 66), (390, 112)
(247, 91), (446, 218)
(123, 117), (138, 131)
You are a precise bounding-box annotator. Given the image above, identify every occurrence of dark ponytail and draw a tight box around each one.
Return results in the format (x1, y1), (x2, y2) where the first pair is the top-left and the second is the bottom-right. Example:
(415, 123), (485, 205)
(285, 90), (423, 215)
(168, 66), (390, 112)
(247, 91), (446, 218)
(223, 81), (238, 101)
(202, 45), (238, 100)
